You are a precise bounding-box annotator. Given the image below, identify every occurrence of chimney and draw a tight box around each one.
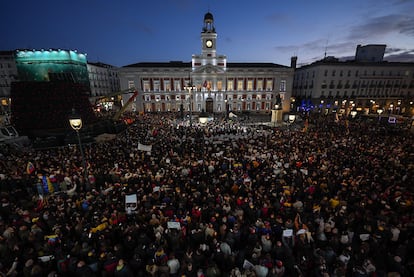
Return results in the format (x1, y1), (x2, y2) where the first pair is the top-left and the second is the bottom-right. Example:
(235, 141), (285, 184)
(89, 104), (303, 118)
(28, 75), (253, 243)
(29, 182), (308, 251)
(291, 56), (297, 69)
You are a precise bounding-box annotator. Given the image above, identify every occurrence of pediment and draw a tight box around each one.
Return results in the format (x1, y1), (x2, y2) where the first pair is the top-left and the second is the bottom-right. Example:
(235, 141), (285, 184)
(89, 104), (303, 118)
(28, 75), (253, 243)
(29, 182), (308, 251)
(193, 64), (225, 74)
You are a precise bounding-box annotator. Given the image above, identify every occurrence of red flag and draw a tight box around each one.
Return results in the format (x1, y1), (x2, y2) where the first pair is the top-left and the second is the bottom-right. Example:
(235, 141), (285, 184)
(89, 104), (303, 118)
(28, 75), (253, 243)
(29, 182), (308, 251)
(203, 80), (207, 87)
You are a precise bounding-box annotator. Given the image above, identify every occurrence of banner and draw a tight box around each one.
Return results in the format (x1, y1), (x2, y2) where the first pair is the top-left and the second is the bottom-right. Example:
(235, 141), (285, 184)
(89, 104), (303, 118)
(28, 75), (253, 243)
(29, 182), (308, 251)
(138, 143), (152, 152)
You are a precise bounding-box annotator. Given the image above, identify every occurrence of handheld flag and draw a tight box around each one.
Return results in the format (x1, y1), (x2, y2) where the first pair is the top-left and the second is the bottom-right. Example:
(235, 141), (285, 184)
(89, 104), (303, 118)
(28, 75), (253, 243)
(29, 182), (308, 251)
(26, 162), (35, 175)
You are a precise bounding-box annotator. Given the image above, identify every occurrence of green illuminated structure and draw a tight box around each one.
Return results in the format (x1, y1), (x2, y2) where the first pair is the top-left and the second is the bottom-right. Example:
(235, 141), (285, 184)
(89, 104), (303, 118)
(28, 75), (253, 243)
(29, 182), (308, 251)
(15, 49), (90, 87)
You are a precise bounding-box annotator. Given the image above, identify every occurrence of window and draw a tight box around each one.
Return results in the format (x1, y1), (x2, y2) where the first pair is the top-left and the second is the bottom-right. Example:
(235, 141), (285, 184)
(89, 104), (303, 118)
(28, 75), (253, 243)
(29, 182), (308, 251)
(257, 80), (263, 91)
(324, 70), (328, 77)
(128, 80), (135, 89)
(145, 95), (151, 102)
(217, 80), (223, 91)
(247, 80), (253, 91)
(237, 80), (244, 91)
(153, 80), (160, 92)
(256, 103), (260, 110)
(332, 70), (336, 77)
(164, 80), (171, 91)
(143, 81), (150, 92)
(266, 80), (273, 91)
(280, 80), (286, 92)
(227, 80), (234, 91)
(175, 95), (181, 101)
(256, 95), (262, 100)
(174, 80), (181, 91)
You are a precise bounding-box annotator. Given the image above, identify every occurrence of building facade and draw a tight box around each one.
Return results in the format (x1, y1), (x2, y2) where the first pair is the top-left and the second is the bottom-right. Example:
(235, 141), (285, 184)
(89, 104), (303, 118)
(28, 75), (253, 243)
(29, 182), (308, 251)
(0, 51), (18, 116)
(292, 51), (414, 117)
(118, 12), (294, 116)
(87, 62), (121, 98)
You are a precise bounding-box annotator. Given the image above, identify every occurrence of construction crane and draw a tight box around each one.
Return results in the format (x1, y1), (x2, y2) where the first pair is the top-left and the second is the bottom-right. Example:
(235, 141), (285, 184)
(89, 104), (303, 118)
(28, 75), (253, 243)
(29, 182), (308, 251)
(113, 90), (139, 121)
(94, 87), (136, 109)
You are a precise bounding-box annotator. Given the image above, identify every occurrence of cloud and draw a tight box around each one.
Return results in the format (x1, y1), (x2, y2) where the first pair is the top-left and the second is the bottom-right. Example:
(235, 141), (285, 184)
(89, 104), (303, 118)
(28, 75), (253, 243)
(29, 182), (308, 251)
(348, 14), (414, 40)
(384, 48), (414, 62)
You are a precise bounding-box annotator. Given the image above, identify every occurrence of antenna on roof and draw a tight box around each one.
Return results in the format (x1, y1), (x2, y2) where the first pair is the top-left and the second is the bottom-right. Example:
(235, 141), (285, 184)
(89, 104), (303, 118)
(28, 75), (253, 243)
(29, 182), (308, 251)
(324, 39), (329, 59)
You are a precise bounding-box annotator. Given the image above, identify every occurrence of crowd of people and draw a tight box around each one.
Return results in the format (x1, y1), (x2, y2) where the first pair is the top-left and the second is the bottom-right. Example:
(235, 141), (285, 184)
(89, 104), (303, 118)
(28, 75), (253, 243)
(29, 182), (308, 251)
(0, 112), (413, 277)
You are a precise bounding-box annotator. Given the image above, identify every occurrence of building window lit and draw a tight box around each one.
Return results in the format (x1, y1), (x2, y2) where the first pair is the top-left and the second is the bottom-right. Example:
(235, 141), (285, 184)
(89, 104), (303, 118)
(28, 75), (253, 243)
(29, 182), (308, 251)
(247, 80), (253, 91)
(217, 80), (223, 91)
(227, 80), (233, 91)
(143, 81), (150, 92)
(257, 80), (263, 91)
(128, 80), (135, 89)
(266, 80), (273, 91)
(174, 80), (181, 91)
(164, 80), (171, 91)
(237, 80), (243, 91)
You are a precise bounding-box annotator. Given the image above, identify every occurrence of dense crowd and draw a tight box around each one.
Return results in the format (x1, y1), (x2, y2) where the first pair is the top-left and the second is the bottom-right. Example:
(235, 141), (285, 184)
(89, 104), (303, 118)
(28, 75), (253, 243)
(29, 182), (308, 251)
(0, 112), (413, 277)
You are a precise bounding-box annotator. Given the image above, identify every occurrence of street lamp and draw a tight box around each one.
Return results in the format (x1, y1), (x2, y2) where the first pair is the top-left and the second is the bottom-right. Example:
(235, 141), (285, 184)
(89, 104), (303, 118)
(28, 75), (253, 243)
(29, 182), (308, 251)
(184, 77), (196, 127)
(377, 108), (384, 122)
(350, 110), (357, 118)
(69, 109), (88, 188)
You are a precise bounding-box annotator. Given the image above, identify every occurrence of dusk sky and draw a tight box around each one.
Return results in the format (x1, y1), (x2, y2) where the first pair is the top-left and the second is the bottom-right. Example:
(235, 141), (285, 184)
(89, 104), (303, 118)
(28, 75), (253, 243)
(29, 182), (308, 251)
(1, 0), (414, 67)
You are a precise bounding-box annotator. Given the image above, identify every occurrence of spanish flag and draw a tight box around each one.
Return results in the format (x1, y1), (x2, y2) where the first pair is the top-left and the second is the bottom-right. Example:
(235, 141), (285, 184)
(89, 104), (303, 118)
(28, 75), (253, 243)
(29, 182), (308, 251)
(26, 162), (35, 175)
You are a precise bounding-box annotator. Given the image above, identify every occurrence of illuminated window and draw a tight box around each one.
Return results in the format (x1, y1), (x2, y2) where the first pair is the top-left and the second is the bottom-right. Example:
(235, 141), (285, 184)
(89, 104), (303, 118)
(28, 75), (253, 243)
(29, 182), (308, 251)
(257, 80), (263, 91)
(143, 81), (150, 92)
(174, 80), (181, 91)
(164, 80), (171, 91)
(145, 95), (151, 102)
(175, 95), (181, 101)
(227, 80), (234, 91)
(128, 80), (135, 89)
(247, 80), (253, 91)
(256, 103), (260, 110)
(217, 80), (223, 91)
(237, 80), (244, 91)
(266, 80), (273, 91)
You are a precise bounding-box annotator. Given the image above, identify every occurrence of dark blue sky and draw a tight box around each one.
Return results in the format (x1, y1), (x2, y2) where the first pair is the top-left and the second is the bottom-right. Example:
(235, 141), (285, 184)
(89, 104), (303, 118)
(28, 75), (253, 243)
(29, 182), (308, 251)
(1, 0), (414, 67)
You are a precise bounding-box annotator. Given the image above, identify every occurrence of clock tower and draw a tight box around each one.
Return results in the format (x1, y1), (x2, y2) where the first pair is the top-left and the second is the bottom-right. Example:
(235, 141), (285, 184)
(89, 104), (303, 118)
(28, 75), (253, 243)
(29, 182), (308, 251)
(201, 12), (217, 57)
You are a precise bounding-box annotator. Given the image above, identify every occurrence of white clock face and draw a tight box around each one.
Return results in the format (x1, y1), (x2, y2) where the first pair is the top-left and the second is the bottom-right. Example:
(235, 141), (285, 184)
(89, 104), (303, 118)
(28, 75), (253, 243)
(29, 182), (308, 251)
(206, 40), (213, 48)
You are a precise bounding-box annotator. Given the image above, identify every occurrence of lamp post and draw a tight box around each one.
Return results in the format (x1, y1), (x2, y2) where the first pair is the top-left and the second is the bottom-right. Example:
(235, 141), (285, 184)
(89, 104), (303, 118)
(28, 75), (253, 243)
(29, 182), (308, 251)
(69, 109), (88, 188)
(377, 108), (384, 122)
(184, 78), (196, 127)
(350, 110), (357, 119)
